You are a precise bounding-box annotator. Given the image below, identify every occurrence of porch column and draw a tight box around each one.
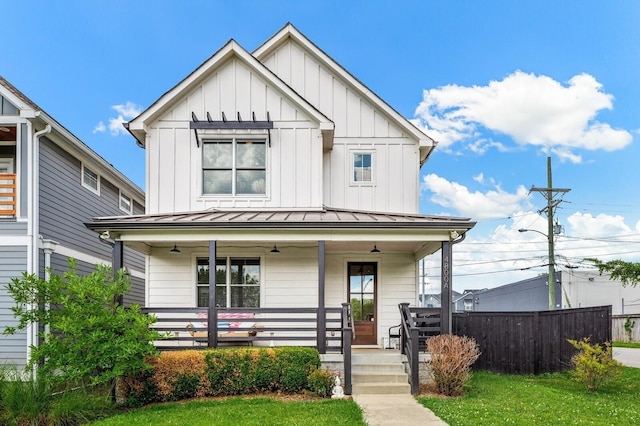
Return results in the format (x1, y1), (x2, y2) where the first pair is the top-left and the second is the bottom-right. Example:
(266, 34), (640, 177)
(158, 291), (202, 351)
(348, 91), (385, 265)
(441, 241), (452, 333)
(114, 240), (124, 306)
(317, 240), (326, 354)
(208, 241), (218, 348)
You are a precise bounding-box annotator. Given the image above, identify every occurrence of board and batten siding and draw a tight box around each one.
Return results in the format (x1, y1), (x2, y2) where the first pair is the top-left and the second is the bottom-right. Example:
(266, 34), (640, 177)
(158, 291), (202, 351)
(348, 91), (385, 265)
(261, 38), (420, 214)
(146, 57), (324, 214)
(325, 252), (417, 347)
(0, 246), (28, 368)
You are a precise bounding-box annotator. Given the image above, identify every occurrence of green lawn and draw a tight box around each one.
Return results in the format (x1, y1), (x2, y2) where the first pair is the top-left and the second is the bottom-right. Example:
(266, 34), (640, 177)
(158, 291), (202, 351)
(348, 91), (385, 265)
(418, 368), (640, 426)
(90, 397), (365, 426)
(613, 341), (640, 349)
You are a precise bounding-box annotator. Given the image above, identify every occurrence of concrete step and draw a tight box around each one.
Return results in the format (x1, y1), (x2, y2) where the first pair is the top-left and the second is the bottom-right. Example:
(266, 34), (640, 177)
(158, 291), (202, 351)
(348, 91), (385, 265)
(352, 382), (411, 394)
(352, 362), (406, 374)
(353, 372), (408, 384)
(352, 351), (405, 364)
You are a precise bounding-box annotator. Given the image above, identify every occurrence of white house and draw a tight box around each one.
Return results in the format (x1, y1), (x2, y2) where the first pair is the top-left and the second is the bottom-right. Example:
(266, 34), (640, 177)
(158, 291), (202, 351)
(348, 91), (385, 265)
(87, 24), (475, 359)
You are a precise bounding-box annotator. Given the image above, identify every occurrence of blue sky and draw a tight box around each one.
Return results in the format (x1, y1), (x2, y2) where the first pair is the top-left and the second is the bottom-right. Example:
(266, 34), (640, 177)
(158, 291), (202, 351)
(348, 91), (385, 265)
(4, 1), (639, 290)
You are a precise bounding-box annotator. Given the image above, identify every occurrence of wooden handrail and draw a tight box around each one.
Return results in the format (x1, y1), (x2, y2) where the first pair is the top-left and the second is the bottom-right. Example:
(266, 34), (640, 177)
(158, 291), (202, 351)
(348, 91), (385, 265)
(0, 173), (17, 216)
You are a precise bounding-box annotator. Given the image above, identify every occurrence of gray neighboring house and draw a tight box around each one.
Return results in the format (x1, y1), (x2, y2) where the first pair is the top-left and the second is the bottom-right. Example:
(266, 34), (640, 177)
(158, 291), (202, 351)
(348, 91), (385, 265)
(458, 271), (640, 315)
(0, 76), (145, 369)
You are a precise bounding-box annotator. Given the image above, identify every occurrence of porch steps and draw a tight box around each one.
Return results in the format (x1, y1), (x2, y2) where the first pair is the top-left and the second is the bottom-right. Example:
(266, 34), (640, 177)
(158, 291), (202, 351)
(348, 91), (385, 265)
(351, 350), (411, 395)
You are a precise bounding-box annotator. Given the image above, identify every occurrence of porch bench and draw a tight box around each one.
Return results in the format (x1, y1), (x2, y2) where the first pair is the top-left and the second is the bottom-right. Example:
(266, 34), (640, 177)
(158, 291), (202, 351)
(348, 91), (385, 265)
(186, 323), (262, 346)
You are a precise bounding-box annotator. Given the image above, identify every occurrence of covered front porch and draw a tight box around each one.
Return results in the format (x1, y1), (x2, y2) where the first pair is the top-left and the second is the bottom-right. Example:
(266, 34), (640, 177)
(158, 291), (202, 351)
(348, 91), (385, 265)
(88, 208), (475, 395)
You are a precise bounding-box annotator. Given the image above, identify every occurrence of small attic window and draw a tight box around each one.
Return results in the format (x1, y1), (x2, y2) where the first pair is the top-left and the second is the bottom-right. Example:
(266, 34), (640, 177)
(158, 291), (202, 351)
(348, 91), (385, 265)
(0, 95), (19, 115)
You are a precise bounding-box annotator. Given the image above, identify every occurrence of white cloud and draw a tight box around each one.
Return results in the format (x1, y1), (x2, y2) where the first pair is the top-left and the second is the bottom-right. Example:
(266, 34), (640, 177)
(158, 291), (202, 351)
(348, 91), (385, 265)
(94, 102), (142, 136)
(413, 71), (632, 160)
(422, 212), (640, 291)
(93, 121), (106, 134)
(421, 173), (530, 220)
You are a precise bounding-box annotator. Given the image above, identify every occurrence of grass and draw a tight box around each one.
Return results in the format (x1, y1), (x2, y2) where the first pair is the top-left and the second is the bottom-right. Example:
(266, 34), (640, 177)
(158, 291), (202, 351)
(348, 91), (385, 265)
(613, 341), (640, 349)
(418, 368), (640, 426)
(90, 397), (365, 426)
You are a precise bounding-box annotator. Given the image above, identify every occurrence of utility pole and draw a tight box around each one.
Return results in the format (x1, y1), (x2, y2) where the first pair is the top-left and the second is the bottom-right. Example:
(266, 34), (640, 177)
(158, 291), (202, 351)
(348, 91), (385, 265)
(530, 157), (570, 310)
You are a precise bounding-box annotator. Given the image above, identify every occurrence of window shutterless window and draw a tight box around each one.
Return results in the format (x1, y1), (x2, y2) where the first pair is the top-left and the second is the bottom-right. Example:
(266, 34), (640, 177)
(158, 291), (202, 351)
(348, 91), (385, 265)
(196, 257), (260, 308)
(119, 192), (132, 214)
(82, 165), (99, 194)
(353, 152), (373, 183)
(202, 139), (266, 195)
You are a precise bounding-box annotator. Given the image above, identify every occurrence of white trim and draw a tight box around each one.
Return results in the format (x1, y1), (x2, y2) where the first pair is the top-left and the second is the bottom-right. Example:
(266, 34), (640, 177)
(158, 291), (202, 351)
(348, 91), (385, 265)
(81, 163), (100, 195)
(349, 150), (375, 186)
(119, 191), (133, 214)
(0, 235), (30, 245)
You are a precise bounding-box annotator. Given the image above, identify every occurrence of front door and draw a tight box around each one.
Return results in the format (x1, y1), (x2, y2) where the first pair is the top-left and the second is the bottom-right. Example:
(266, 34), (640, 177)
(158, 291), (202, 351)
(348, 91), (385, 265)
(348, 262), (377, 345)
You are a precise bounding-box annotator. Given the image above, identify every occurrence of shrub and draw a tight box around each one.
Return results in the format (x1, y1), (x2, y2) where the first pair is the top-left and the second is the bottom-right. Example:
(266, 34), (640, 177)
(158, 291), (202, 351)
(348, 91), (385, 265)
(307, 368), (334, 398)
(0, 366), (113, 426)
(122, 347), (322, 404)
(426, 334), (480, 396)
(3, 260), (161, 394)
(624, 317), (635, 342)
(568, 338), (622, 392)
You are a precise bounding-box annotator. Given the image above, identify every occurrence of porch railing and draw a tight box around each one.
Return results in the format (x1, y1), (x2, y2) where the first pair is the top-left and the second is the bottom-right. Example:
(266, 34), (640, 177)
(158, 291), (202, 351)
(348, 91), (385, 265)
(398, 303), (441, 395)
(0, 173), (17, 216)
(142, 305), (353, 393)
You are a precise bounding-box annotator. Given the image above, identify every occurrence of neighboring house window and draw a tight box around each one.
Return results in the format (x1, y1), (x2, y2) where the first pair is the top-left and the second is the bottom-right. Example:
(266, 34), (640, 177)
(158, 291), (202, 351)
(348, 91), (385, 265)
(352, 152), (373, 183)
(202, 139), (266, 195)
(197, 257), (261, 308)
(464, 299), (473, 312)
(119, 192), (132, 214)
(81, 164), (100, 194)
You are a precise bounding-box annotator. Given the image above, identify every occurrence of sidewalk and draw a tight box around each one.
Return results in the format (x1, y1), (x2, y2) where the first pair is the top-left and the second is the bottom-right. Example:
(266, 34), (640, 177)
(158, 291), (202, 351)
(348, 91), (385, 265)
(613, 347), (640, 368)
(353, 394), (448, 426)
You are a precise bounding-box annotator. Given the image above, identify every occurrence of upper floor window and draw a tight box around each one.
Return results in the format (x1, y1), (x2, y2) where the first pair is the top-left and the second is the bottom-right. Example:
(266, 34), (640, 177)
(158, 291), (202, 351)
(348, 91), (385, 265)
(119, 192), (132, 214)
(202, 139), (266, 195)
(352, 152), (373, 183)
(81, 164), (100, 195)
(196, 257), (261, 308)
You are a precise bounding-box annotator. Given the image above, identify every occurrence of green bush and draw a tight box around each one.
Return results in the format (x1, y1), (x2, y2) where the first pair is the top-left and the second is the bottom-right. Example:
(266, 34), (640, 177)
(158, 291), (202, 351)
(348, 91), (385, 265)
(307, 368), (334, 398)
(0, 366), (113, 426)
(568, 338), (623, 392)
(426, 334), (481, 397)
(3, 260), (161, 393)
(122, 347), (322, 404)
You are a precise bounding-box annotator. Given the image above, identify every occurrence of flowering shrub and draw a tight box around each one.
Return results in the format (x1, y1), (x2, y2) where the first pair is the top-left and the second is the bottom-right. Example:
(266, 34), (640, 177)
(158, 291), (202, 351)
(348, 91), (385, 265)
(568, 338), (622, 392)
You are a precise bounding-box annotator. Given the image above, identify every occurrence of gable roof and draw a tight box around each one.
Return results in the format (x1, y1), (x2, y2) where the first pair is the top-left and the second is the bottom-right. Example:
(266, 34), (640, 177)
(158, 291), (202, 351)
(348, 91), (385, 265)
(126, 39), (335, 148)
(253, 23), (436, 165)
(0, 75), (144, 203)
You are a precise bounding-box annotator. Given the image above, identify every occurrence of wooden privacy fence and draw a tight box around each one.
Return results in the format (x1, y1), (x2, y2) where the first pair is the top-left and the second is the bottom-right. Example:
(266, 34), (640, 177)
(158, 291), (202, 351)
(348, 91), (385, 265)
(452, 306), (612, 375)
(612, 314), (640, 342)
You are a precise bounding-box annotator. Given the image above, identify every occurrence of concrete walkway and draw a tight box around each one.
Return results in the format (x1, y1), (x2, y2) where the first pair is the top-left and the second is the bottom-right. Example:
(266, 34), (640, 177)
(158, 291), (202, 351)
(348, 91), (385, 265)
(613, 347), (640, 368)
(353, 394), (448, 426)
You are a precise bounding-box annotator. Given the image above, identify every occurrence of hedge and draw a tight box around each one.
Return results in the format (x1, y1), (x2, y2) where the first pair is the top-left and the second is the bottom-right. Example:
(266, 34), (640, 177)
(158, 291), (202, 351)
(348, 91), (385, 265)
(119, 347), (322, 406)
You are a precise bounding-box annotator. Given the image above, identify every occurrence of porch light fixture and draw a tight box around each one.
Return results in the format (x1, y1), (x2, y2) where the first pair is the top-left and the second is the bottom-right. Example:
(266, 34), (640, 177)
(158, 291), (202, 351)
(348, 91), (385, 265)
(270, 245), (280, 254)
(169, 244), (181, 254)
(370, 245), (380, 253)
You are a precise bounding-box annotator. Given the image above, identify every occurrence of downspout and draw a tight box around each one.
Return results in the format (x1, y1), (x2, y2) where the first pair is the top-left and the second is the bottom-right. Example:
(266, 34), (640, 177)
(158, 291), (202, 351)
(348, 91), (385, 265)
(26, 122), (52, 372)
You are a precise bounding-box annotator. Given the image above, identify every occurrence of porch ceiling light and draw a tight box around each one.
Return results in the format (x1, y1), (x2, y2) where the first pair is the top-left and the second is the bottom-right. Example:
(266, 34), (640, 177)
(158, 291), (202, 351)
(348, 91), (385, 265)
(170, 244), (181, 254)
(270, 244), (280, 254)
(370, 245), (380, 253)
